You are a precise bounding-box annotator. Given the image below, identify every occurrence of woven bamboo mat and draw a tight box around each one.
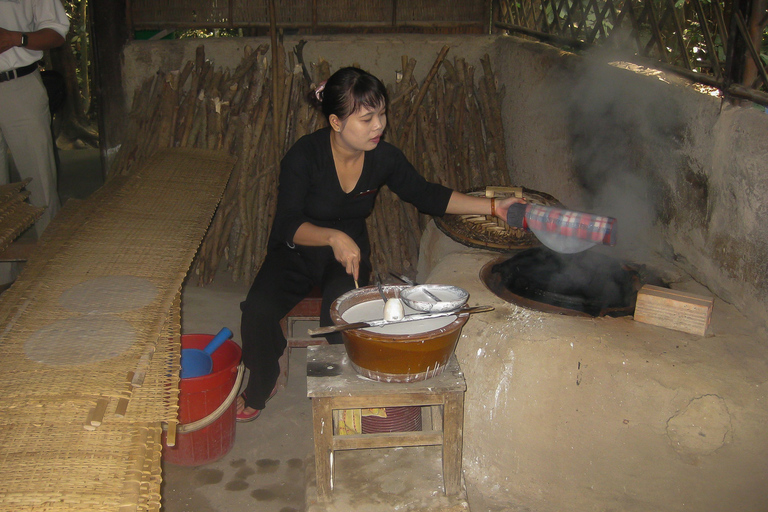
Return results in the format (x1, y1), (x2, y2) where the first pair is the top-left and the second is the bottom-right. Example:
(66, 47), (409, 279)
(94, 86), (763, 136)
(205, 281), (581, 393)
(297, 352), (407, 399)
(0, 179), (45, 254)
(434, 187), (562, 252)
(0, 148), (234, 511)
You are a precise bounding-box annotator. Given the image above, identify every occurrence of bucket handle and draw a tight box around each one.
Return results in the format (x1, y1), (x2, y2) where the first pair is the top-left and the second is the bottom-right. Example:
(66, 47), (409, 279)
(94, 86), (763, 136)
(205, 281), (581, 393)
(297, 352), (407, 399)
(164, 363), (245, 435)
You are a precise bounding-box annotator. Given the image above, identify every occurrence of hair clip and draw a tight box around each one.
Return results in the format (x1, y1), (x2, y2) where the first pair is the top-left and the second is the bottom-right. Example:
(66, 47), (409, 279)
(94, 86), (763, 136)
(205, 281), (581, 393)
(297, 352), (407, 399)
(314, 81), (327, 101)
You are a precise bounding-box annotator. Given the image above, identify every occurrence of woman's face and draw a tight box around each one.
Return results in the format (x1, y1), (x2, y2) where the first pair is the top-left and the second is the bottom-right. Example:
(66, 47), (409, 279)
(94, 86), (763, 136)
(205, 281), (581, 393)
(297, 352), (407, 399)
(332, 102), (387, 153)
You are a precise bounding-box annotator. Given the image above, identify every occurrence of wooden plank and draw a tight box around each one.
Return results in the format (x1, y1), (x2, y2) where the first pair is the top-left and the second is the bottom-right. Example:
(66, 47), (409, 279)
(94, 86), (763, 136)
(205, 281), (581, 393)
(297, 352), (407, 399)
(442, 391), (464, 495)
(326, 394), (447, 409)
(633, 284), (714, 336)
(0, 238), (37, 262)
(333, 431), (443, 450)
(312, 397), (334, 498)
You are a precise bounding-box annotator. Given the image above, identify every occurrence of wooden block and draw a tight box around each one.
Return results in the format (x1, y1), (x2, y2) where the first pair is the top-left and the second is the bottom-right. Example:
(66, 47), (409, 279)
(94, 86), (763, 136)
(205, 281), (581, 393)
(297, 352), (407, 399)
(633, 284), (714, 336)
(90, 398), (110, 426)
(165, 421), (178, 448)
(114, 397), (129, 417)
(485, 186), (523, 198)
(0, 238), (37, 262)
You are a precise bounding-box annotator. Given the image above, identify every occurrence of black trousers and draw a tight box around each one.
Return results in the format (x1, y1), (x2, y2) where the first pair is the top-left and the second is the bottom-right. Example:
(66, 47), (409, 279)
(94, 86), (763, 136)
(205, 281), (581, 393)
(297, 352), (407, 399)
(239, 244), (371, 410)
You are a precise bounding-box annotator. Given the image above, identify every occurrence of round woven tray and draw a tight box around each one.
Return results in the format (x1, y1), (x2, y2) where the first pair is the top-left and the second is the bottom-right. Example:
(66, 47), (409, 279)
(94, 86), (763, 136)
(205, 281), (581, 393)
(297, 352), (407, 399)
(434, 187), (562, 252)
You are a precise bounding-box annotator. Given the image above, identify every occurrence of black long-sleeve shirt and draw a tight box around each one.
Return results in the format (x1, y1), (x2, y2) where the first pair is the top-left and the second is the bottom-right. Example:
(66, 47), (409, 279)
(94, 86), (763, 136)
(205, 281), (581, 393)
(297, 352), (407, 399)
(269, 127), (453, 260)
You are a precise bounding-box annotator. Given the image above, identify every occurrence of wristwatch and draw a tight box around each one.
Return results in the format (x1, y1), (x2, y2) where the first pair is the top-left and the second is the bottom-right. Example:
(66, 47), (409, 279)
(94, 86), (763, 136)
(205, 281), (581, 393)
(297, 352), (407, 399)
(20, 33), (28, 47)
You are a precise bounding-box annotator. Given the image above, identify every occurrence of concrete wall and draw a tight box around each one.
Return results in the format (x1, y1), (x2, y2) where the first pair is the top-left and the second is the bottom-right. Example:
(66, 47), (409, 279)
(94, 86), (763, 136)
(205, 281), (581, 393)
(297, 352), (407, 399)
(122, 35), (498, 104)
(123, 34), (768, 326)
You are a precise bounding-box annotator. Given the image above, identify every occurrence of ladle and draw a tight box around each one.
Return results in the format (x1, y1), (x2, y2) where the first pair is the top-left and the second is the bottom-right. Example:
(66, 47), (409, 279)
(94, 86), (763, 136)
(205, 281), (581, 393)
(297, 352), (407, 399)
(180, 327), (233, 379)
(389, 271), (442, 303)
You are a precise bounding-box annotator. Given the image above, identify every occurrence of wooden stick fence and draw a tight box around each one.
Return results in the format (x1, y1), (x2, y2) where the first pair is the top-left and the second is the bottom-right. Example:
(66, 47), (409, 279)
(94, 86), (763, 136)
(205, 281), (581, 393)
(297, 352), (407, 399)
(110, 43), (510, 285)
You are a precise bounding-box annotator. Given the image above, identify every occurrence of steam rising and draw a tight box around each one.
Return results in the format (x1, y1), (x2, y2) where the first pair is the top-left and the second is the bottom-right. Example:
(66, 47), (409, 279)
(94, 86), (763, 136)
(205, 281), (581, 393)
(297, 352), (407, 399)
(566, 45), (684, 257)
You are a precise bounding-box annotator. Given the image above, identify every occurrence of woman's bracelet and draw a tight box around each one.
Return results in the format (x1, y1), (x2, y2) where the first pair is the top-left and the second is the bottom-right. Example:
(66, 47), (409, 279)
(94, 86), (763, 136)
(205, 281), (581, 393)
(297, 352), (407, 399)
(490, 197), (496, 218)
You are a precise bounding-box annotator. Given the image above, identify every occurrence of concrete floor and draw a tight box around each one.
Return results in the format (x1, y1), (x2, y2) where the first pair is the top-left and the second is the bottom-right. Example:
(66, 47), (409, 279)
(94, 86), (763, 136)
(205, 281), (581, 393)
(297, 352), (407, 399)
(170, 276), (471, 512)
(169, 275), (314, 512)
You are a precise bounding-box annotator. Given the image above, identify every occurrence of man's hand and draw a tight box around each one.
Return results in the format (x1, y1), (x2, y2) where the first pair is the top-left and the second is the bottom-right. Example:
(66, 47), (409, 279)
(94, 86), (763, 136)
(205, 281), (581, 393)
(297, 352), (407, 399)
(0, 28), (22, 55)
(0, 28), (66, 54)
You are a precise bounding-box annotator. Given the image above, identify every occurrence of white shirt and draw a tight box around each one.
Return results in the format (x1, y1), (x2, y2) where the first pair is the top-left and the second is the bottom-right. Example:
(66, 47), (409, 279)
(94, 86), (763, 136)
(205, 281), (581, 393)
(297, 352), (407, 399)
(0, 0), (70, 72)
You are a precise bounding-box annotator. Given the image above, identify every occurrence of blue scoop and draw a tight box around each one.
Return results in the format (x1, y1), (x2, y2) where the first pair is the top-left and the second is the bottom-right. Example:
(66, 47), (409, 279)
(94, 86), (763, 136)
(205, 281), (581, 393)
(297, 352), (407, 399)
(180, 327), (233, 379)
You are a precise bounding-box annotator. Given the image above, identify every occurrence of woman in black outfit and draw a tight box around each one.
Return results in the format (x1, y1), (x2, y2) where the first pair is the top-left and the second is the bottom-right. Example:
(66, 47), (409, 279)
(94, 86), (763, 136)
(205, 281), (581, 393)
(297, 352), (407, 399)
(237, 66), (522, 421)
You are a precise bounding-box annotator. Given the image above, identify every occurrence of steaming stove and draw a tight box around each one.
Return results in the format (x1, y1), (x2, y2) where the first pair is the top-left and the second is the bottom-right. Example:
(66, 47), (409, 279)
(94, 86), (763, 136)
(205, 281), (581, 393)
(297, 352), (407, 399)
(480, 247), (649, 317)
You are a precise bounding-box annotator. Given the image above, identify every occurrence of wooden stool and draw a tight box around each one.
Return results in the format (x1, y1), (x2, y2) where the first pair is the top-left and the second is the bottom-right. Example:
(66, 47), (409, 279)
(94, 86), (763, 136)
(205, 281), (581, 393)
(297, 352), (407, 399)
(277, 288), (327, 389)
(280, 286), (324, 347)
(306, 344), (466, 499)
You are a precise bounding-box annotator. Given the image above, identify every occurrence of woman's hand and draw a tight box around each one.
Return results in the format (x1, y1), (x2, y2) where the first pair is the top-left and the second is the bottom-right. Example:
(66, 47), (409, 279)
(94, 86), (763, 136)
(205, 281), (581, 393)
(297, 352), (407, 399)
(328, 231), (362, 280)
(445, 190), (526, 223)
(293, 222), (362, 279)
(493, 195), (526, 222)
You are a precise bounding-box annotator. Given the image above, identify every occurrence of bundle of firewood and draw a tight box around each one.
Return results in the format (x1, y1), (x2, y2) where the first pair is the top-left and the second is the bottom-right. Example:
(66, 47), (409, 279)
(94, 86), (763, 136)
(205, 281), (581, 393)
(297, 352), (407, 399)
(372, 46), (512, 276)
(110, 42), (510, 285)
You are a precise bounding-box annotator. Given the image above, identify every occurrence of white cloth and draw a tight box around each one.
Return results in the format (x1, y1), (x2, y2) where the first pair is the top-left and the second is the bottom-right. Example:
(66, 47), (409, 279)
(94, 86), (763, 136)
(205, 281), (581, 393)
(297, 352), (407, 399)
(0, 0), (70, 72)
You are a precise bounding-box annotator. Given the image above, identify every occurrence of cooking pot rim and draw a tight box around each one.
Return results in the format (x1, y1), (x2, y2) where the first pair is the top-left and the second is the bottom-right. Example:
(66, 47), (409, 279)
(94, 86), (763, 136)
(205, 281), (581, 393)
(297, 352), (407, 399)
(330, 284), (469, 341)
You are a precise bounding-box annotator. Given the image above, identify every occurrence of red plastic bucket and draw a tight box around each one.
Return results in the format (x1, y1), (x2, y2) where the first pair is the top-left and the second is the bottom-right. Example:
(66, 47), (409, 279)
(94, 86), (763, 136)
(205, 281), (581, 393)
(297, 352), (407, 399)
(163, 334), (242, 466)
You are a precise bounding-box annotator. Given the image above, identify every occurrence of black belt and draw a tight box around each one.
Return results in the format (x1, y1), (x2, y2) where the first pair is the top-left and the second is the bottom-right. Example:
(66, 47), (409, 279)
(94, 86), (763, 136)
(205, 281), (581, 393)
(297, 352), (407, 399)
(0, 62), (38, 83)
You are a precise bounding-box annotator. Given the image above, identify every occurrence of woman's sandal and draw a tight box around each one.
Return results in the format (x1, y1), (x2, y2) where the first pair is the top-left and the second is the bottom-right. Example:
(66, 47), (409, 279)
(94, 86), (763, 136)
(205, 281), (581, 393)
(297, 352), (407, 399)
(236, 393), (262, 423)
(236, 384), (279, 423)
(236, 406), (262, 422)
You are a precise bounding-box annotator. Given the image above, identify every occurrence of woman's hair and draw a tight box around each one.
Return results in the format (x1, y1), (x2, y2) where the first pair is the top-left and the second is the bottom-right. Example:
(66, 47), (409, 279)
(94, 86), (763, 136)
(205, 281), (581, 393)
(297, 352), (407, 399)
(309, 67), (388, 121)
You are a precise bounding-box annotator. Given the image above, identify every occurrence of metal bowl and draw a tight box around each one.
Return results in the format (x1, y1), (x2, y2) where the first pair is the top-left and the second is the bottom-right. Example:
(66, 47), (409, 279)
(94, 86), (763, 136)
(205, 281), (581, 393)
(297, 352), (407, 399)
(400, 284), (469, 313)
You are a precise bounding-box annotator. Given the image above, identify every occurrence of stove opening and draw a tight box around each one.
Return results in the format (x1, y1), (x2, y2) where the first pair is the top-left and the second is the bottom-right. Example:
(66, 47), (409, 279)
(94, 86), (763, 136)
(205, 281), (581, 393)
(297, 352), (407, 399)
(482, 247), (653, 317)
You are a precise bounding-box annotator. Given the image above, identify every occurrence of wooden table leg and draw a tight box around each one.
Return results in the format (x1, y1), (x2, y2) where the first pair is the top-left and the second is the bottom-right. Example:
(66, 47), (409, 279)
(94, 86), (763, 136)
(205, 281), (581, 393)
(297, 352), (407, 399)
(312, 397), (334, 498)
(442, 391), (465, 496)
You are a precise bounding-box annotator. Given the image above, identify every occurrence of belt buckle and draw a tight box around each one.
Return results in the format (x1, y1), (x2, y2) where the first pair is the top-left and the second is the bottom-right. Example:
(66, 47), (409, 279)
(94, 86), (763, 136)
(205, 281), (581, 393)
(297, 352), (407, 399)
(0, 69), (16, 82)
